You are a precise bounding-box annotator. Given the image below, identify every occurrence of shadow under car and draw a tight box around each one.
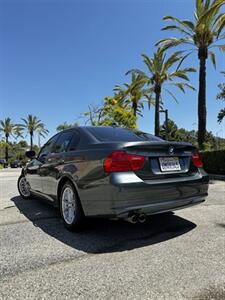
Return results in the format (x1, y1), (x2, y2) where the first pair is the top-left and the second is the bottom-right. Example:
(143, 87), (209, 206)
(11, 195), (197, 254)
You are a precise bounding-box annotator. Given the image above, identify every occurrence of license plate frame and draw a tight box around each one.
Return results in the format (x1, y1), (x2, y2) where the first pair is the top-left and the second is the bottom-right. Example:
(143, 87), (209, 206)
(159, 157), (181, 172)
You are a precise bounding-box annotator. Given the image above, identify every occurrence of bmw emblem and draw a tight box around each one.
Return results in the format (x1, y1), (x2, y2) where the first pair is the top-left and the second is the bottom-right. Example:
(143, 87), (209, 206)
(168, 146), (174, 155)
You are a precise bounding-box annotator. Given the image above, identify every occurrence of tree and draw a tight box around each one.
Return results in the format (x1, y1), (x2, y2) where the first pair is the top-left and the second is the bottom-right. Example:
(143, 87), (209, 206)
(83, 104), (104, 126)
(19, 114), (48, 150)
(56, 122), (79, 132)
(217, 71), (225, 123)
(127, 48), (195, 136)
(84, 97), (137, 129)
(160, 119), (179, 141)
(0, 118), (22, 162)
(156, 0), (225, 148)
(114, 73), (153, 119)
(159, 118), (223, 149)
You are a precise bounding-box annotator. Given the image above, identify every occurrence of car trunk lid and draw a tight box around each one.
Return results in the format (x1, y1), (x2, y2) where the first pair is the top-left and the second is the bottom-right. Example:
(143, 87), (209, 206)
(122, 141), (197, 180)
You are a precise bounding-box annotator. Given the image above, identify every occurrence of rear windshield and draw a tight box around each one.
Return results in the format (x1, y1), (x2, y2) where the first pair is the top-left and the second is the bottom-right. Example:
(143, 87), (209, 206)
(87, 127), (162, 142)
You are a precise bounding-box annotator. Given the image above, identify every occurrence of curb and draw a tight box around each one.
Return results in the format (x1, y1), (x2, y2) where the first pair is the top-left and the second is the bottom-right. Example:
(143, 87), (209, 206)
(209, 174), (225, 181)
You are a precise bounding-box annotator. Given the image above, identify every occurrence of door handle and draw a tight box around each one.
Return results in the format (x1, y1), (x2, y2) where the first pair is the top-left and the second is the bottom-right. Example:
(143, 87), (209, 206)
(47, 158), (64, 164)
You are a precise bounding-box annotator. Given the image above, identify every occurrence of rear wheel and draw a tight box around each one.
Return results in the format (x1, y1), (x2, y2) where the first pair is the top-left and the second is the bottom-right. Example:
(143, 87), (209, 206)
(59, 181), (84, 231)
(17, 175), (32, 199)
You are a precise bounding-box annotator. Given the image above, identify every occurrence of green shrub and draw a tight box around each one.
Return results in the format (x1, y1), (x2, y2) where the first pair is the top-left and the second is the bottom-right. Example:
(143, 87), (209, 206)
(200, 150), (225, 175)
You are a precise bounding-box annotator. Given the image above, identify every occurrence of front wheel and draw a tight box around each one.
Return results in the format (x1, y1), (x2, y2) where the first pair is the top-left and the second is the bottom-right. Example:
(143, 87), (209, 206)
(59, 181), (84, 231)
(17, 175), (32, 199)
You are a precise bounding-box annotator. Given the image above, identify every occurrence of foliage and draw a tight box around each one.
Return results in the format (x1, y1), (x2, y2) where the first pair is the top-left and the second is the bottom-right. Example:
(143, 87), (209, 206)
(160, 118), (225, 150)
(0, 140), (7, 148)
(0, 139), (35, 165)
(200, 150), (225, 174)
(0, 118), (23, 162)
(127, 48), (195, 136)
(160, 119), (195, 143)
(156, 0), (225, 149)
(217, 71), (225, 123)
(56, 122), (79, 132)
(84, 97), (137, 129)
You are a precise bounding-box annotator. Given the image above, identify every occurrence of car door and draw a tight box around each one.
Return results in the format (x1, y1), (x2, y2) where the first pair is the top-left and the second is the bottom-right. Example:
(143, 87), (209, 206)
(26, 134), (60, 193)
(40, 130), (76, 199)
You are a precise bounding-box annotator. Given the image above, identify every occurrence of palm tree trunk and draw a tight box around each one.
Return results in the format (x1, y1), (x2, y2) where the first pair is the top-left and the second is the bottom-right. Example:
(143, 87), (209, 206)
(30, 132), (33, 150)
(5, 134), (9, 163)
(133, 102), (137, 117)
(198, 48), (207, 150)
(154, 85), (161, 136)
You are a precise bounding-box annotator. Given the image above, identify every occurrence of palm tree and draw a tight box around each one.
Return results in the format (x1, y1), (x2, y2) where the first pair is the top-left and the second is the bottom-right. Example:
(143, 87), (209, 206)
(0, 118), (23, 162)
(127, 48), (195, 136)
(20, 114), (47, 150)
(56, 122), (79, 132)
(113, 73), (153, 117)
(156, 0), (225, 148)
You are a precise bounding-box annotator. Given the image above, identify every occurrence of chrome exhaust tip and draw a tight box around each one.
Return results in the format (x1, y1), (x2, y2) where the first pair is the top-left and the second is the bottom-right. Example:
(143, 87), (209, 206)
(125, 214), (138, 224)
(138, 214), (146, 223)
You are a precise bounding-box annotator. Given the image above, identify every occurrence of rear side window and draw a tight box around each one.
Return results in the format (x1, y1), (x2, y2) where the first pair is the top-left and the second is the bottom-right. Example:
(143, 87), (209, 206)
(87, 127), (162, 142)
(52, 131), (74, 153)
(67, 131), (80, 151)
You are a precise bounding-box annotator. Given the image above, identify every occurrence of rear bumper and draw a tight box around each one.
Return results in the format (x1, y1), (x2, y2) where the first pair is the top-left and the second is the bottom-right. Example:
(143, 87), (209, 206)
(80, 170), (209, 217)
(114, 195), (206, 218)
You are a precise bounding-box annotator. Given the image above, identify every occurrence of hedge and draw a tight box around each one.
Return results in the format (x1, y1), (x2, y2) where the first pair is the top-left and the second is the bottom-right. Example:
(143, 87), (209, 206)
(200, 150), (225, 175)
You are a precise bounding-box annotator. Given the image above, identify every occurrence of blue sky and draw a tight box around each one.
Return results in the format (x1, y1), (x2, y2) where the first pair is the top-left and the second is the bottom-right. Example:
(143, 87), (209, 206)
(0, 0), (225, 145)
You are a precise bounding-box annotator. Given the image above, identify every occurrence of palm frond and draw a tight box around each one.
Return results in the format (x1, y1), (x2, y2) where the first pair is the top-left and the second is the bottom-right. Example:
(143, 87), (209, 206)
(196, 0), (205, 18)
(156, 37), (194, 51)
(177, 51), (195, 71)
(141, 54), (155, 74)
(209, 50), (217, 68)
(163, 15), (194, 32)
(171, 82), (196, 92)
(215, 13), (225, 37)
(164, 88), (179, 103)
(169, 68), (195, 81)
(163, 51), (183, 72)
(162, 25), (192, 36)
(125, 69), (146, 77)
(197, 0), (225, 26)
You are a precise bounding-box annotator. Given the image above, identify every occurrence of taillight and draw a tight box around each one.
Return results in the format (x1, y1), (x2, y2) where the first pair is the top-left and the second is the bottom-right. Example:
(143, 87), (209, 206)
(191, 153), (203, 168)
(104, 150), (145, 173)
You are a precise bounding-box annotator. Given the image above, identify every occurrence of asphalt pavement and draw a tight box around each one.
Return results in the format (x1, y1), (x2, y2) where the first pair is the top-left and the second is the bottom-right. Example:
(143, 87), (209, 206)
(0, 168), (225, 300)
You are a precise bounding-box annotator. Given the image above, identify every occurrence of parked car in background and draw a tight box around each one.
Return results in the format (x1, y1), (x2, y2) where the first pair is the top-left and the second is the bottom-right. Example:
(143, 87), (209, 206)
(10, 160), (22, 168)
(0, 159), (7, 168)
(17, 126), (209, 230)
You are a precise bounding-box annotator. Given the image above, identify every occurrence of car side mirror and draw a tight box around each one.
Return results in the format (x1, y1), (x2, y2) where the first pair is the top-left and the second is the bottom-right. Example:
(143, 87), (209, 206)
(25, 150), (36, 159)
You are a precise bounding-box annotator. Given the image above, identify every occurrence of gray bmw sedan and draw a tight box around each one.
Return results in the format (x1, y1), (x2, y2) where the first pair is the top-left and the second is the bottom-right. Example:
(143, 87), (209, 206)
(18, 126), (209, 230)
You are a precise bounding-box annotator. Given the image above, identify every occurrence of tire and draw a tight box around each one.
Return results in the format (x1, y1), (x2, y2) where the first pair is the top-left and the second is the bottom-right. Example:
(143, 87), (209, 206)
(17, 175), (32, 199)
(59, 181), (84, 231)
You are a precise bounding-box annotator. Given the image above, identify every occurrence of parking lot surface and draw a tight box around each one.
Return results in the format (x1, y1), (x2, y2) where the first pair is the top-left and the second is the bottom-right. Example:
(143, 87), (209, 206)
(0, 168), (225, 299)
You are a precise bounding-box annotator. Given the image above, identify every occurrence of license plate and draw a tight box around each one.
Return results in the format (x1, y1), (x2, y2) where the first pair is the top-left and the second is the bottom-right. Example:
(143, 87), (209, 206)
(159, 157), (181, 172)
